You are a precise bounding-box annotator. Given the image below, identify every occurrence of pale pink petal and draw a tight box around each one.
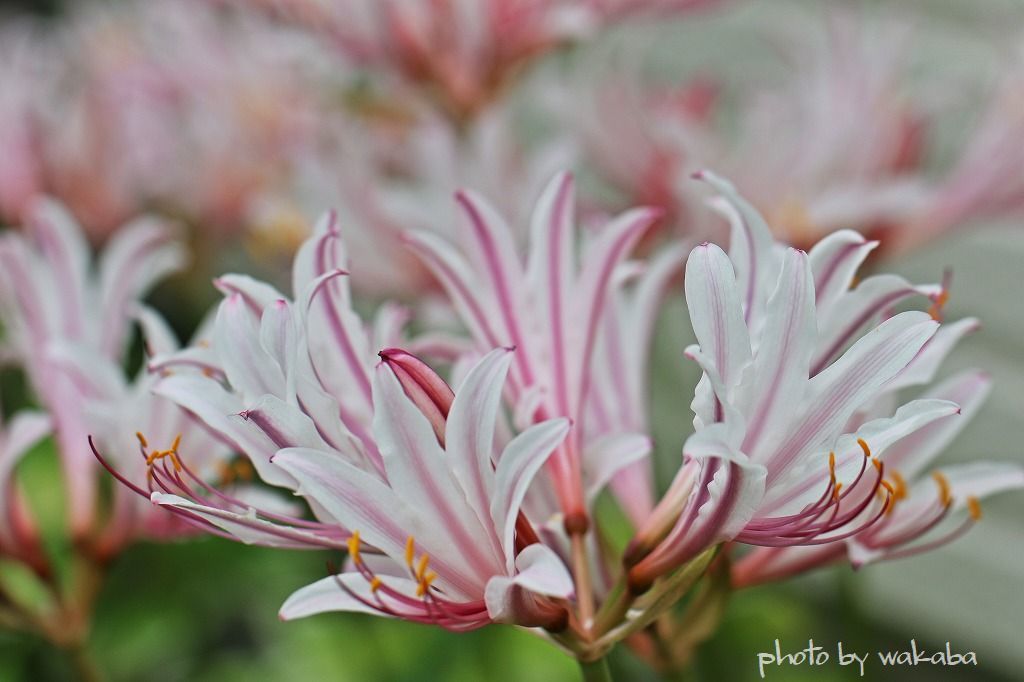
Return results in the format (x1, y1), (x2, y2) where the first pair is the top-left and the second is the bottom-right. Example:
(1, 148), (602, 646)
(813, 274), (938, 374)
(807, 229), (877, 313)
(697, 171), (775, 322)
(154, 374), (293, 488)
(403, 230), (503, 349)
(574, 206), (661, 412)
(765, 312), (938, 479)
(684, 242), (752, 399)
(884, 371), (991, 478)
(582, 432), (652, 502)
(214, 274), (286, 314)
(491, 418), (572, 568)
(272, 447), (485, 598)
(150, 493), (342, 549)
(372, 363), (499, 575)
(97, 217), (185, 356)
(483, 544), (575, 622)
(740, 248), (816, 453)
(280, 573), (423, 621)
(941, 462), (1024, 508)
(444, 349), (512, 555)
(886, 318), (981, 393)
(133, 305), (182, 358)
(214, 293), (285, 399)
(524, 171), (575, 417)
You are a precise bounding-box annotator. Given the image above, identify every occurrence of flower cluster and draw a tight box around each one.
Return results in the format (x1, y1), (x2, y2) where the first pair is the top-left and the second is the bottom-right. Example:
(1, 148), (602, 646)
(81, 171), (1022, 669)
(1, 1), (1022, 678)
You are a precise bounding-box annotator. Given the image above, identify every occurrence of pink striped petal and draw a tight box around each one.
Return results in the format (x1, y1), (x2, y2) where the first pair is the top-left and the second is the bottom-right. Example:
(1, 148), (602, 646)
(807, 229), (877, 313)
(444, 349), (513, 556)
(765, 312), (938, 480)
(684, 242), (752, 398)
(373, 363), (501, 578)
(740, 248), (816, 455)
(883, 371), (992, 479)
(280, 573), (422, 621)
(491, 418), (571, 568)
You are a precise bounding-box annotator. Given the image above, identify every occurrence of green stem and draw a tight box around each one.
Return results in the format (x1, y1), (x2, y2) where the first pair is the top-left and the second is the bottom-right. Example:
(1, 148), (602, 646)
(67, 640), (102, 682)
(579, 657), (613, 682)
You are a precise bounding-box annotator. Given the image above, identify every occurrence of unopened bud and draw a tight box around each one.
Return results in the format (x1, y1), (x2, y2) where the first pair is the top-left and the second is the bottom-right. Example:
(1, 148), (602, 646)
(378, 348), (454, 445)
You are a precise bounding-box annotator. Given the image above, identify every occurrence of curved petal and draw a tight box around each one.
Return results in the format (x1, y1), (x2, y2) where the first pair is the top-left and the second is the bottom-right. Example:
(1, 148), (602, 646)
(272, 447), (485, 599)
(280, 573), (423, 621)
(886, 318), (981, 393)
(491, 418), (571, 568)
(444, 348), (513, 553)
(373, 363), (498, 573)
(765, 312), (938, 480)
(154, 374), (293, 488)
(884, 371), (991, 478)
(684, 243), (752, 397)
(582, 432), (652, 502)
(696, 171), (775, 322)
(150, 493), (341, 549)
(740, 248), (816, 454)
(807, 229), (877, 314)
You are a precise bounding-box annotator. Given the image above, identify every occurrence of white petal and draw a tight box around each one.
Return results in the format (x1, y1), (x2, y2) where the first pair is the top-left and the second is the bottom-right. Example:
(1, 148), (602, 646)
(765, 312), (938, 479)
(884, 371), (991, 478)
(491, 418), (571, 568)
(444, 349), (512, 551)
(511, 543), (575, 598)
(684, 242), (752, 393)
(150, 493), (338, 549)
(740, 248), (816, 453)
(582, 432), (652, 502)
(281, 575), (381, 620)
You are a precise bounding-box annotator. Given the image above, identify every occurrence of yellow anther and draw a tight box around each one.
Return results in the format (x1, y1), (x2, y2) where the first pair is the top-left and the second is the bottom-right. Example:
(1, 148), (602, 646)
(967, 496), (982, 521)
(136, 432), (149, 448)
(145, 448), (182, 472)
(857, 438), (871, 458)
(880, 480), (896, 497)
(370, 576), (383, 593)
(405, 536), (415, 567)
(234, 459), (254, 481)
(932, 471), (952, 507)
(871, 458), (883, 474)
(423, 571), (437, 587)
(928, 290), (950, 321)
(348, 530), (362, 564)
(828, 451), (837, 484)
(170, 433), (182, 452)
(218, 462), (235, 485)
(890, 471), (907, 500)
(832, 483), (843, 502)
(415, 553), (430, 581)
